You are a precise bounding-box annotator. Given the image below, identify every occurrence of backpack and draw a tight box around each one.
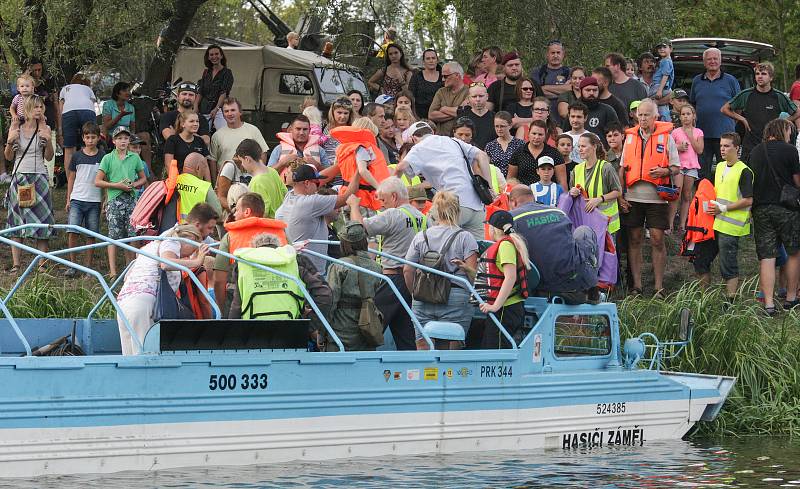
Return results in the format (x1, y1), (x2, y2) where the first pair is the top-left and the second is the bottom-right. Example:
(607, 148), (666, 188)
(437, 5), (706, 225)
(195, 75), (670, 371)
(130, 181), (169, 236)
(412, 228), (465, 304)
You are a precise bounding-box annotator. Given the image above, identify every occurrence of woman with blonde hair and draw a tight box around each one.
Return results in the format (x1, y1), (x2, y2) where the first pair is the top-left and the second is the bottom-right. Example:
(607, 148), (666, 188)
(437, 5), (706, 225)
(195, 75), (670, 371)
(475, 209), (532, 348)
(403, 190), (479, 349)
(321, 97), (357, 175)
(163, 109), (210, 177)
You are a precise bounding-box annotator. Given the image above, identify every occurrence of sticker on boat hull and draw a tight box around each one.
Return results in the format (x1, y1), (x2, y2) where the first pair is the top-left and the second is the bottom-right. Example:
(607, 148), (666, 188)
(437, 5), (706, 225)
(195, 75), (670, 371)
(406, 369), (420, 381)
(423, 367), (438, 380)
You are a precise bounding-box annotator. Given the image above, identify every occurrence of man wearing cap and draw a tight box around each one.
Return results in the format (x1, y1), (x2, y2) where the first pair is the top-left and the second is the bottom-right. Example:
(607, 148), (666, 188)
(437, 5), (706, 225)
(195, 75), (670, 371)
(284, 164), (362, 273)
(395, 121), (494, 239)
(347, 176), (426, 350)
(690, 47), (741, 180)
(618, 99), (680, 298)
(407, 184), (432, 214)
(456, 83), (496, 149)
(508, 184), (599, 303)
(489, 52), (542, 112)
(721, 61), (799, 161)
(429, 61), (469, 136)
(159, 82), (210, 145)
(605, 52), (647, 113)
(578, 76), (619, 147)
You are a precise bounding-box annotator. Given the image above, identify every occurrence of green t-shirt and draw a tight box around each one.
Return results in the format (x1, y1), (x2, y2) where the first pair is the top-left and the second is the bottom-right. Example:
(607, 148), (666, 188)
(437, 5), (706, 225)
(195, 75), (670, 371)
(249, 168), (287, 219)
(98, 150), (145, 201)
(496, 240), (524, 306)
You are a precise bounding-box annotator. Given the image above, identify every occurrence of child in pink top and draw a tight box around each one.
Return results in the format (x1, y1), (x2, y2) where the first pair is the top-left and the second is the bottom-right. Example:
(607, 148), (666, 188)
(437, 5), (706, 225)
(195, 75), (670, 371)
(671, 104), (704, 233)
(9, 74), (35, 126)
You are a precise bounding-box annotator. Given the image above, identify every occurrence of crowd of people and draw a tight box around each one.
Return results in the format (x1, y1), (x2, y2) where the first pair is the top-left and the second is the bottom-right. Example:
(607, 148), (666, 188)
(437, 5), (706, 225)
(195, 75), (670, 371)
(4, 38), (800, 354)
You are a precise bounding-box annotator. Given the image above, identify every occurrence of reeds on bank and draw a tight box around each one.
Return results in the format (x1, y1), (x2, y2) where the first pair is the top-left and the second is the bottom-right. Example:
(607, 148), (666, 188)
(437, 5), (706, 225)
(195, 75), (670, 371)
(619, 277), (800, 437)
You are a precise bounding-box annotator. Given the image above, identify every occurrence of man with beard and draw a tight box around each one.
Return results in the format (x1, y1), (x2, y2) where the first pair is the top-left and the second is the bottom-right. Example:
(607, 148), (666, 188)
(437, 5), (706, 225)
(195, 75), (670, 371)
(488, 52), (542, 112)
(578, 76), (619, 146)
(592, 67), (629, 125)
(160, 82), (211, 145)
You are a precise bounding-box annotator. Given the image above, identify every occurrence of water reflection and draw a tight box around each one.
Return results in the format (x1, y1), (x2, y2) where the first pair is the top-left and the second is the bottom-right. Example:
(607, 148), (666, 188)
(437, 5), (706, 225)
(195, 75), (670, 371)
(7, 438), (800, 488)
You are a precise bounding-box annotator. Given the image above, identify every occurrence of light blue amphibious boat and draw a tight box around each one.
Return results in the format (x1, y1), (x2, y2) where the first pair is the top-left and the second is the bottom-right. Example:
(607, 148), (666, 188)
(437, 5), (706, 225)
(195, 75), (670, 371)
(0, 225), (734, 477)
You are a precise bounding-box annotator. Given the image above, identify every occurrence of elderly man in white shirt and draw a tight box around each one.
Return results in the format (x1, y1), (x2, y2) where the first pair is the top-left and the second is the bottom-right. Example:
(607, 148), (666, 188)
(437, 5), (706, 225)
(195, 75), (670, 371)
(393, 121), (494, 239)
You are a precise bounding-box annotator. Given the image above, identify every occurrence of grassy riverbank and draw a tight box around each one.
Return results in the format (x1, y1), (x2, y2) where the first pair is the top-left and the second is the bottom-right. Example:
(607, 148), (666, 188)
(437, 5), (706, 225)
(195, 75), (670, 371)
(619, 279), (800, 438)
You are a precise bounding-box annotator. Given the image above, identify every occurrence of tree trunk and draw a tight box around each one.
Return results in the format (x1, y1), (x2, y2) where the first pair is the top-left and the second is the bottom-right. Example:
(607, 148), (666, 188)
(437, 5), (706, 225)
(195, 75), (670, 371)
(140, 0), (210, 97)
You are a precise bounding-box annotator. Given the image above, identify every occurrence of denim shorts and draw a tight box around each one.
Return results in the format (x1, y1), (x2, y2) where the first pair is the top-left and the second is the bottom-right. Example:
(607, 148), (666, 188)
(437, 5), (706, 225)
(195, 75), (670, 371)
(680, 168), (699, 179)
(412, 286), (473, 341)
(67, 199), (101, 233)
(62, 110), (97, 148)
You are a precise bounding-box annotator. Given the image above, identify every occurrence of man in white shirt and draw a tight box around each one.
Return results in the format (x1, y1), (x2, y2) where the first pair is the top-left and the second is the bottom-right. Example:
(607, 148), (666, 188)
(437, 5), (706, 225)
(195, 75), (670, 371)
(394, 121), (493, 239)
(209, 97), (269, 182)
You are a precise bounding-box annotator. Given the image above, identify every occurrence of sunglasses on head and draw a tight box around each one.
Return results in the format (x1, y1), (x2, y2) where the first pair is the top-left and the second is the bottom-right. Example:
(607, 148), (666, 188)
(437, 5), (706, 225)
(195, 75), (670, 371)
(469, 82), (486, 88)
(178, 82), (198, 93)
(333, 98), (353, 108)
(455, 117), (475, 127)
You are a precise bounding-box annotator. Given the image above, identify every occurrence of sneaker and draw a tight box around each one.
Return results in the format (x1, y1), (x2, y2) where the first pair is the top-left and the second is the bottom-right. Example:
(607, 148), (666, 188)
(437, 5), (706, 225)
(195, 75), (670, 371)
(778, 288), (788, 300)
(764, 305), (778, 317)
(64, 268), (77, 278)
(784, 299), (800, 310)
(653, 288), (667, 300)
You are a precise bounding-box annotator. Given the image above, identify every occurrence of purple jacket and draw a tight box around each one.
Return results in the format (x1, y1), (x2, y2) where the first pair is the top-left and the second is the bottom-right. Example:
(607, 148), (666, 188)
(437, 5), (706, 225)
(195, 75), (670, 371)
(558, 194), (618, 284)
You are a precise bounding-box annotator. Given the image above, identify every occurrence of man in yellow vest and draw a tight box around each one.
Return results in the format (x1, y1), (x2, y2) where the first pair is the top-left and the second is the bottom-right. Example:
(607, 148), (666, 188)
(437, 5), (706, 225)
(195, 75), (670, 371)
(698, 132), (753, 300)
(174, 153), (223, 223)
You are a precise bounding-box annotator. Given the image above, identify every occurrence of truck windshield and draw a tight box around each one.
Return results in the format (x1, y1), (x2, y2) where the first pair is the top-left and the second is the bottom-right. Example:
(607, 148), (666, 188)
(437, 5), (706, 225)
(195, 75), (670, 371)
(315, 68), (369, 104)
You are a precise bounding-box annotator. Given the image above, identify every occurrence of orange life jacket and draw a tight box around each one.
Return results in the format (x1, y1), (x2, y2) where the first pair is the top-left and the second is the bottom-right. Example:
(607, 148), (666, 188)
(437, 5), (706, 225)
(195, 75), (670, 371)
(475, 237), (529, 303)
(178, 267), (212, 319)
(681, 178), (716, 257)
(484, 193), (511, 240)
(276, 132), (322, 185)
(330, 126), (390, 211)
(224, 217), (288, 256)
(622, 122), (673, 188)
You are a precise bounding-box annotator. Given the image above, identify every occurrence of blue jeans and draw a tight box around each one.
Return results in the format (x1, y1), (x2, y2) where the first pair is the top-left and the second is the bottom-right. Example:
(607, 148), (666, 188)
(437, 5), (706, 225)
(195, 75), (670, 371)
(67, 199), (101, 233)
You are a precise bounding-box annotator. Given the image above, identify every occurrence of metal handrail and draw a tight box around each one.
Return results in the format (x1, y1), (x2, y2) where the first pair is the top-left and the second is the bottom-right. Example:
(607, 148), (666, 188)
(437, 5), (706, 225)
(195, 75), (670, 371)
(300, 248), (435, 350)
(308, 239), (518, 350)
(0, 225), (219, 355)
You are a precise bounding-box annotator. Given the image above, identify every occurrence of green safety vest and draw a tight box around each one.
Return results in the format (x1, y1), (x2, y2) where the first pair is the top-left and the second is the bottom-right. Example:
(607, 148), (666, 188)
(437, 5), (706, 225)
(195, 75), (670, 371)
(713, 160), (752, 237)
(490, 165), (501, 194)
(387, 164), (422, 187)
(574, 160), (620, 234)
(175, 173), (212, 224)
(234, 246), (304, 320)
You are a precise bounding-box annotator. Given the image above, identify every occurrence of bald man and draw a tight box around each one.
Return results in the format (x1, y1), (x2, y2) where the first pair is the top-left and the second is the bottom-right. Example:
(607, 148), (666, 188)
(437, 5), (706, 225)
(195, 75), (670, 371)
(173, 153), (223, 225)
(457, 83), (496, 149)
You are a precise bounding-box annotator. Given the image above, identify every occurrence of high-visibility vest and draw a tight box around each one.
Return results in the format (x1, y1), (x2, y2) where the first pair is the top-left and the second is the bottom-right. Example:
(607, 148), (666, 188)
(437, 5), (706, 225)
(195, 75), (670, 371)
(331, 126), (390, 211)
(622, 122), (673, 188)
(175, 173), (211, 224)
(376, 205), (427, 255)
(234, 246), (304, 320)
(574, 159), (620, 233)
(713, 160), (752, 237)
(489, 165), (502, 194)
(225, 217), (288, 256)
(387, 164), (422, 187)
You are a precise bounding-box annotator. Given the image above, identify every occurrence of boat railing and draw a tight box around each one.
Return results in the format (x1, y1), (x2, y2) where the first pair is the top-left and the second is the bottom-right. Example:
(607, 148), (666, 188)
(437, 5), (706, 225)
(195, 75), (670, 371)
(0, 225), (345, 355)
(299, 247), (436, 350)
(308, 239), (518, 350)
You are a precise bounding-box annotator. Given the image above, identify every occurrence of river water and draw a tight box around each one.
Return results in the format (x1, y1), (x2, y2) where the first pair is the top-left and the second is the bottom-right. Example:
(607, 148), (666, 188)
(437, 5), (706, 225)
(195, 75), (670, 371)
(5, 438), (800, 488)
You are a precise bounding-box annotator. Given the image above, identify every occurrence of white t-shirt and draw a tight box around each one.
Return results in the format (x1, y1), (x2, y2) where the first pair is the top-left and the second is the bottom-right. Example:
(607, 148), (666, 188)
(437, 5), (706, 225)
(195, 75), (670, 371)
(402, 135), (484, 211)
(58, 84), (96, 113)
(209, 122), (270, 164)
(117, 240), (182, 301)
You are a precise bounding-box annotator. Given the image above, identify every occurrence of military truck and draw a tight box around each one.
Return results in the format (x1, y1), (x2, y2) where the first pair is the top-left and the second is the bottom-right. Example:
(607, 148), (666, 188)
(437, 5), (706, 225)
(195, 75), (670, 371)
(173, 45), (369, 147)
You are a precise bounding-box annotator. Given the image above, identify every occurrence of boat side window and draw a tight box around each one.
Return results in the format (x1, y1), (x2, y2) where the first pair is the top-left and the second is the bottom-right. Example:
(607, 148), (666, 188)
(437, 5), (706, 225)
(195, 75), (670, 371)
(279, 73), (314, 96)
(553, 314), (611, 358)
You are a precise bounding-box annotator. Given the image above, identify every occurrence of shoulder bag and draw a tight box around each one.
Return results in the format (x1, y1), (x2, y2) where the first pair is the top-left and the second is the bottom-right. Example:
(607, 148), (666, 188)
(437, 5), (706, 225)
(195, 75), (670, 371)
(7, 125), (40, 208)
(452, 138), (494, 205)
(356, 269), (384, 347)
(412, 228), (465, 304)
(761, 143), (800, 210)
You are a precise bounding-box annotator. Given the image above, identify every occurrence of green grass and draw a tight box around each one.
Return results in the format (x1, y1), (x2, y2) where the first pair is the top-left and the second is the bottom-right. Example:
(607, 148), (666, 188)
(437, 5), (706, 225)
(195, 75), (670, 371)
(619, 279), (800, 437)
(0, 273), (115, 319)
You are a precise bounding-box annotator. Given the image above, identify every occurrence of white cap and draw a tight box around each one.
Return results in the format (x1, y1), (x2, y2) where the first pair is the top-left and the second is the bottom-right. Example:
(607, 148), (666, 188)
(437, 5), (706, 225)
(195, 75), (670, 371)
(537, 155), (556, 167)
(402, 121), (433, 144)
